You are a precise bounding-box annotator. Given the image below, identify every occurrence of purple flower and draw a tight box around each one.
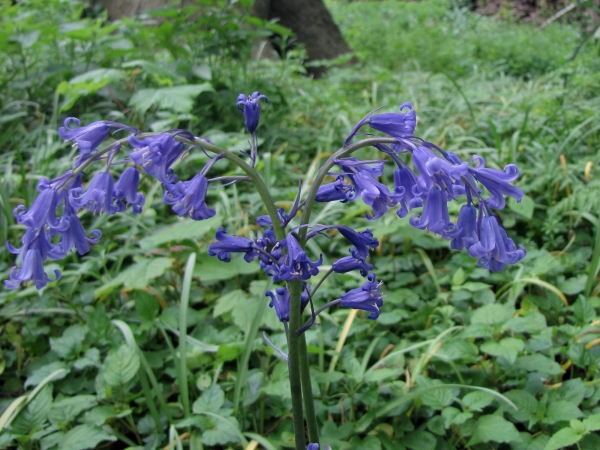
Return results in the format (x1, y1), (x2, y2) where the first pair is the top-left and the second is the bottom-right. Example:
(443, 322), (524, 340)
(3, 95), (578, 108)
(315, 176), (354, 203)
(393, 165), (422, 218)
(336, 226), (378, 260)
(69, 171), (121, 214)
(114, 167), (145, 214)
(163, 174), (215, 220)
(307, 445), (319, 450)
(13, 186), (63, 230)
(59, 118), (137, 166)
(409, 188), (453, 235)
(412, 145), (468, 194)
(468, 216), (526, 271)
(128, 134), (185, 184)
(345, 102), (416, 146)
(237, 92), (268, 134)
(332, 256), (373, 276)
(266, 287), (291, 322)
(447, 204), (479, 251)
(208, 228), (255, 262)
(280, 235), (322, 281)
(468, 156), (523, 209)
(340, 273), (383, 319)
(5, 228), (61, 289)
(52, 213), (101, 257)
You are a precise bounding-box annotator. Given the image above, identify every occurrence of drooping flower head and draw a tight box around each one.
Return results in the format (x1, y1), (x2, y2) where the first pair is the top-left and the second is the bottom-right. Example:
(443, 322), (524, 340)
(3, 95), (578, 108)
(163, 174), (215, 221)
(237, 92), (268, 134)
(114, 167), (145, 214)
(208, 228), (255, 262)
(69, 171), (122, 215)
(266, 287), (291, 322)
(340, 273), (383, 319)
(280, 235), (322, 281)
(128, 134), (186, 184)
(344, 102), (416, 146)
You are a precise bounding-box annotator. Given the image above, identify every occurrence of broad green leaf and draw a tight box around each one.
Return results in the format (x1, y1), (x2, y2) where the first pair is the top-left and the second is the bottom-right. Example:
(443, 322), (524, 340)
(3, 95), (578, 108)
(517, 354), (563, 375)
(61, 424), (116, 450)
(480, 337), (524, 364)
(103, 345), (140, 386)
(82, 405), (117, 427)
(462, 391), (496, 412)
(11, 385), (52, 435)
(25, 362), (68, 388)
(213, 290), (248, 317)
(405, 430), (436, 450)
(420, 385), (454, 409)
(558, 275), (587, 296)
(137, 215), (220, 249)
(95, 257), (172, 297)
(201, 415), (242, 446)
(502, 312), (547, 334)
(50, 324), (87, 359)
(471, 303), (515, 325)
(472, 414), (519, 444)
(134, 291), (160, 321)
(364, 368), (403, 383)
(503, 390), (538, 422)
(192, 385), (225, 414)
(544, 427), (582, 450)
(542, 401), (583, 424)
(584, 414), (600, 431)
(508, 195), (534, 219)
(130, 83), (213, 114)
(73, 348), (101, 370)
(442, 406), (473, 427)
(194, 253), (260, 282)
(48, 395), (97, 427)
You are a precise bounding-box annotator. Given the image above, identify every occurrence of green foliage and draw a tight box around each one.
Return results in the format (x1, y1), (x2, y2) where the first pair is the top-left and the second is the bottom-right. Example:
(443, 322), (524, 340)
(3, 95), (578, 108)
(2, 0), (600, 448)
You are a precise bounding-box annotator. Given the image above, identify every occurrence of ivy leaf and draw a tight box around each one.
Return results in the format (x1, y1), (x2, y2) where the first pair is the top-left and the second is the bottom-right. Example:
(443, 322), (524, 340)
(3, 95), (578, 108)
(544, 427), (582, 450)
(61, 424), (117, 450)
(103, 345), (140, 386)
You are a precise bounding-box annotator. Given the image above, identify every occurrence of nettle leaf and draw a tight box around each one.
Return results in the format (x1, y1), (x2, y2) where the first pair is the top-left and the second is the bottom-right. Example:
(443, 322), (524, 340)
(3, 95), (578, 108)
(480, 337), (524, 364)
(462, 391), (496, 412)
(50, 324), (87, 359)
(543, 400), (583, 424)
(134, 291), (160, 321)
(584, 414), (600, 432)
(544, 427), (582, 450)
(48, 395), (97, 427)
(442, 406), (473, 427)
(503, 390), (538, 423)
(192, 384), (225, 414)
(11, 385), (52, 435)
(61, 424), (116, 450)
(130, 83), (213, 114)
(213, 290), (248, 317)
(137, 215), (220, 249)
(502, 311), (547, 334)
(25, 362), (69, 388)
(405, 429), (436, 450)
(82, 405), (118, 427)
(419, 385), (455, 410)
(517, 354), (563, 375)
(103, 345), (140, 386)
(73, 348), (101, 370)
(471, 303), (515, 325)
(470, 414), (519, 445)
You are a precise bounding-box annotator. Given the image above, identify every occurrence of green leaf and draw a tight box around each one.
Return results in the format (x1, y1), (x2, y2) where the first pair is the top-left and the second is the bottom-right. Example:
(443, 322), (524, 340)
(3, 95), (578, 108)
(502, 312), (547, 334)
(50, 324), (87, 359)
(73, 348), (101, 370)
(134, 291), (160, 321)
(130, 83), (213, 114)
(192, 385), (225, 414)
(472, 414), (519, 444)
(583, 414), (600, 432)
(137, 215), (220, 249)
(442, 406), (473, 427)
(542, 400), (583, 424)
(213, 290), (248, 317)
(95, 257), (173, 296)
(48, 395), (97, 427)
(364, 368), (403, 383)
(11, 385), (52, 435)
(201, 415), (242, 446)
(61, 424), (116, 450)
(517, 354), (563, 375)
(103, 345), (140, 386)
(451, 267), (465, 286)
(503, 390), (538, 423)
(82, 405), (117, 427)
(544, 427), (582, 450)
(480, 337), (524, 364)
(558, 275), (587, 296)
(194, 253), (260, 282)
(25, 362), (69, 388)
(462, 391), (496, 412)
(420, 385), (454, 409)
(405, 430), (436, 450)
(508, 195), (534, 219)
(471, 303), (515, 325)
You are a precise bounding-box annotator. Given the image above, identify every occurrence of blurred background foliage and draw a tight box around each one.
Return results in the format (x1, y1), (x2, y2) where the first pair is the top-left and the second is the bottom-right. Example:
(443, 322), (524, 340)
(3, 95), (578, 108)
(2, 0), (600, 448)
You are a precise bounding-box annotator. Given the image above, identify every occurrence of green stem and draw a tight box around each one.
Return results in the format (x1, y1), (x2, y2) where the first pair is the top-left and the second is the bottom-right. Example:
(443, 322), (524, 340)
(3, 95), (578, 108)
(288, 279), (307, 449)
(299, 334), (319, 444)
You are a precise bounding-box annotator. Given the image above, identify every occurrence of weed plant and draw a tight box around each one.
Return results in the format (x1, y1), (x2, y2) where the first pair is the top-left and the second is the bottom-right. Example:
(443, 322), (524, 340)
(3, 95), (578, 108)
(2, 0), (600, 449)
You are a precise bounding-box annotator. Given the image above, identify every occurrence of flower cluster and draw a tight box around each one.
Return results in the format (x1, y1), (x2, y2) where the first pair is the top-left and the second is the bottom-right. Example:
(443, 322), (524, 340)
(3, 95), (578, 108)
(317, 102), (526, 272)
(5, 94), (524, 330)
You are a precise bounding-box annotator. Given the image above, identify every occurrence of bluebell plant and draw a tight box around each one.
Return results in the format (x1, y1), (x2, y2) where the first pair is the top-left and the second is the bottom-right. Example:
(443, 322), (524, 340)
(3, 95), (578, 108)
(5, 92), (525, 449)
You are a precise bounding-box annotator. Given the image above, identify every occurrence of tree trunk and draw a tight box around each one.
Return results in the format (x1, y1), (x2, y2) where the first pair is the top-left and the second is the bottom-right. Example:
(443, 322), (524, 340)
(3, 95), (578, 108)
(254, 0), (356, 77)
